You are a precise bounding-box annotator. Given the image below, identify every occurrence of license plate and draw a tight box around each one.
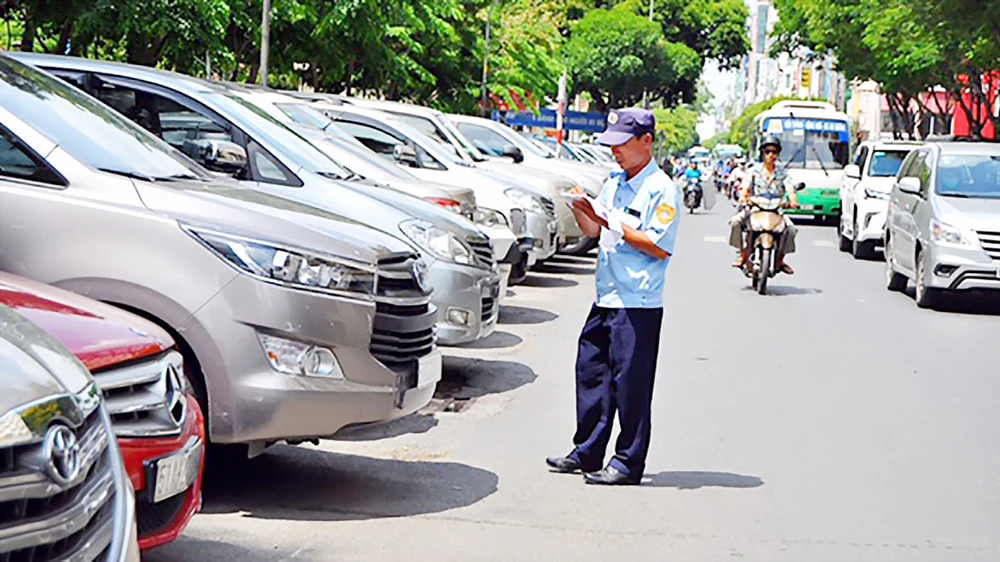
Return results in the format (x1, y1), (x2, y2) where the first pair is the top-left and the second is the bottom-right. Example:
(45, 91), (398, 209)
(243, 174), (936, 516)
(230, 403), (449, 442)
(153, 438), (202, 503)
(799, 204), (816, 210)
(417, 352), (442, 387)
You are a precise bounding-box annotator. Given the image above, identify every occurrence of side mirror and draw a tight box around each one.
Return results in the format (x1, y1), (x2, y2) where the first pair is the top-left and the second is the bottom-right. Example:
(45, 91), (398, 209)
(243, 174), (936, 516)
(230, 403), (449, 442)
(897, 176), (921, 195)
(844, 164), (861, 179)
(393, 144), (419, 167)
(502, 144), (524, 163)
(182, 139), (247, 175)
(794, 182), (806, 191)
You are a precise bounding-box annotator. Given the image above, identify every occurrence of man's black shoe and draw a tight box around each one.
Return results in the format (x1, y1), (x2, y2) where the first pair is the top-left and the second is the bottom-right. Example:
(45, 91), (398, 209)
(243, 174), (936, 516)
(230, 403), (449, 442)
(546, 456), (585, 473)
(583, 466), (641, 486)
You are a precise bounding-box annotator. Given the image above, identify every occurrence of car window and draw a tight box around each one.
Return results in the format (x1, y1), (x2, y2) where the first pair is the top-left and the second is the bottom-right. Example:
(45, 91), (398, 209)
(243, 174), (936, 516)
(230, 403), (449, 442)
(855, 146), (869, 168)
(456, 122), (510, 157)
(936, 153), (1000, 199)
(391, 113), (450, 146)
(0, 57), (210, 182)
(868, 150), (910, 177)
(914, 152), (932, 194)
(0, 126), (65, 186)
(334, 120), (445, 171)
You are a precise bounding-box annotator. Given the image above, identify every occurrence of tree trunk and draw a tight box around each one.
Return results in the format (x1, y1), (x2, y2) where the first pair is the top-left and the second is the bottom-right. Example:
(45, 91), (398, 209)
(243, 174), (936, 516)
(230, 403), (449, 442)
(20, 14), (35, 52)
(55, 20), (74, 55)
(953, 84), (982, 139)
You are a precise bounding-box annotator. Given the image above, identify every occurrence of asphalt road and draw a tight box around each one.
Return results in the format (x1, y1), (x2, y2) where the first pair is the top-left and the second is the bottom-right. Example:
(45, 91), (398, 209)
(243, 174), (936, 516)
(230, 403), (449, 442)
(145, 196), (1000, 562)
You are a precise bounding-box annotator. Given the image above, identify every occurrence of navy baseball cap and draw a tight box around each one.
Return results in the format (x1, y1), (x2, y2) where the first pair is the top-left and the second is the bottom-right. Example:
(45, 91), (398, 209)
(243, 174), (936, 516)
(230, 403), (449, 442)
(597, 108), (656, 146)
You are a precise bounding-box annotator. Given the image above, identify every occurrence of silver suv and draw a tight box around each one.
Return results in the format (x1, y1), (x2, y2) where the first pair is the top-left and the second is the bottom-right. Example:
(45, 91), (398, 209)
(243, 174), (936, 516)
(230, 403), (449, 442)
(0, 305), (140, 562)
(884, 140), (1000, 308)
(0, 54), (439, 455)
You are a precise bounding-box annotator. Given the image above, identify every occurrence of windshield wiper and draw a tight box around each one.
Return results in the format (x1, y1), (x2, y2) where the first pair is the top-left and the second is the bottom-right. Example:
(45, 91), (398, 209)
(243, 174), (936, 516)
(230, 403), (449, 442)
(98, 169), (158, 182)
(939, 192), (971, 198)
(160, 173), (203, 182)
(318, 171), (364, 182)
(810, 147), (830, 177)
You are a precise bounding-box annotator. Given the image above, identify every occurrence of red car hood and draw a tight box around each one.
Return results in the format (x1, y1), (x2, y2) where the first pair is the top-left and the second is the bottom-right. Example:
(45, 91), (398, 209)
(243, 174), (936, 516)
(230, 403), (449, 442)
(0, 273), (172, 371)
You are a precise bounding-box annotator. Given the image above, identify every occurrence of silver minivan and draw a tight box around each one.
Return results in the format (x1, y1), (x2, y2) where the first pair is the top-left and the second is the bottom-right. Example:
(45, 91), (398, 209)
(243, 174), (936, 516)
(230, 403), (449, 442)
(0, 305), (141, 561)
(0, 54), (440, 455)
(884, 140), (1000, 308)
(16, 53), (503, 346)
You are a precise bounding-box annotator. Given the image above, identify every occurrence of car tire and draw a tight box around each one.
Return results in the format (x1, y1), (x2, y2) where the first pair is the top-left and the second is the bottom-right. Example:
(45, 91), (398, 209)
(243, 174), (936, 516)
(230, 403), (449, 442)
(852, 217), (876, 259)
(914, 250), (941, 309)
(884, 236), (907, 292)
(838, 215), (851, 252)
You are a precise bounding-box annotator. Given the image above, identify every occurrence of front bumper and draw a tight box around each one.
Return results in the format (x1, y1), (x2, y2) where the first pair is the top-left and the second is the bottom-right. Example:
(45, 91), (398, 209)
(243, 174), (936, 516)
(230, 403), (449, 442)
(189, 273), (439, 444)
(556, 197), (583, 242)
(854, 199), (888, 243)
(119, 395), (205, 551)
(429, 259), (501, 345)
(481, 224), (516, 263)
(526, 210), (559, 263)
(925, 242), (1000, 291)
(785, 188), (841, 216)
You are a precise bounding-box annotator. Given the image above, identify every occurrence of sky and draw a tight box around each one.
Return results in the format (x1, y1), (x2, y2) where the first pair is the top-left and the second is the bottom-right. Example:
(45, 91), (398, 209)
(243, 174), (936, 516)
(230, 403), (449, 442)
(695, 0), (755, 141)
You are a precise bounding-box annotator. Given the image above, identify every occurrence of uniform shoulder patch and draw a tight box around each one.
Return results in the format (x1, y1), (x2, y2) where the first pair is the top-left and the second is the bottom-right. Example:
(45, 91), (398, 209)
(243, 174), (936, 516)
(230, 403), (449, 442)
(655, 203), (675, 225)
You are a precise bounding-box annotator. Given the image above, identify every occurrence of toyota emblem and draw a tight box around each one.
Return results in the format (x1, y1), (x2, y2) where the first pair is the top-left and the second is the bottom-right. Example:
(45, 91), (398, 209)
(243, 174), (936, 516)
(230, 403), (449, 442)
(411, 260), (430, 293)
(45, 425), (81, 486)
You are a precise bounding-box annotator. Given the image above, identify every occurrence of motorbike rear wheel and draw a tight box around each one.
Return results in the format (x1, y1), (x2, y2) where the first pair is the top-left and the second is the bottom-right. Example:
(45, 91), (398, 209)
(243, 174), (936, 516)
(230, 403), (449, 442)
(757, 247), (772, 295)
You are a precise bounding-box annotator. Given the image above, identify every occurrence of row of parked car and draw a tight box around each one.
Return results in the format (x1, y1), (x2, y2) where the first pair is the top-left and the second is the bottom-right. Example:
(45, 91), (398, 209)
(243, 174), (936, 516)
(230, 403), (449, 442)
(838, 137), (1000, 309)
(0, 52), (616, 560)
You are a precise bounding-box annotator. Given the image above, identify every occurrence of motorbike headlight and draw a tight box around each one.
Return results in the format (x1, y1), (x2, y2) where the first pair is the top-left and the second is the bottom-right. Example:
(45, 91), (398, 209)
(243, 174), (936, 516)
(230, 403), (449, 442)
(930, 219), (978, 247)
(185, 227), (376, 299)
(864, 188), (889, 200)
(474, 207), (509, 228)
(399, 219), (474, 265)
(504, 187), (544, 213)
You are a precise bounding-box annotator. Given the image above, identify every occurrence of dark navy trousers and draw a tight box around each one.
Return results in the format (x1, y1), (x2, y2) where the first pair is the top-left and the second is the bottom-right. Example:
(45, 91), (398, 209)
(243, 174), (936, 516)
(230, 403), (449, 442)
(569, 305), (663, 478)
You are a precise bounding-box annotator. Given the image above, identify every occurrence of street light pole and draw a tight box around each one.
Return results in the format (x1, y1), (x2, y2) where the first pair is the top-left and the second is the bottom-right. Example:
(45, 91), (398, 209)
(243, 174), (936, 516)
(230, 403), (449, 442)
(480, 0), (498, 117)
(259, 0), (272, 88)
(642, 0), (654, 109)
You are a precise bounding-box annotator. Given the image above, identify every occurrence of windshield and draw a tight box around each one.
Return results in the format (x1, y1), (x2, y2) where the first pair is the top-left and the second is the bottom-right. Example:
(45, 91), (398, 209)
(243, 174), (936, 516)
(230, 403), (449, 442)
(762, 118), (849, 170)
(0, 56), (210, 182)
(868, 150), (910, 177)
(220, 93), (352, 178)
(383, 116), (465, 166)
(439, 116), (488, 162)
(273, 102), (335, 131)
(936, 154), (1000, 199)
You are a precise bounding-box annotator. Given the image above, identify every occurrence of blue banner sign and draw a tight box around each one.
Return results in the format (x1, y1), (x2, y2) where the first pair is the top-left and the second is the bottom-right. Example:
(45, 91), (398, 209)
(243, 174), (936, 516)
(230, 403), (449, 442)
(492, 109), (608, 133)
(764, 117), (849, 140)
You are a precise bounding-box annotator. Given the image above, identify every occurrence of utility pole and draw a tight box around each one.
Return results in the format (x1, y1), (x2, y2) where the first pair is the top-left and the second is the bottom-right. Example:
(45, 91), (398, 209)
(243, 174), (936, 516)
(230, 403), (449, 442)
(642, 0), (654, 109)
(480, 0), (498, 117)
(556, 72), (567, 158)
(259, 0), (272, 88)
(205, 50), (211, 79)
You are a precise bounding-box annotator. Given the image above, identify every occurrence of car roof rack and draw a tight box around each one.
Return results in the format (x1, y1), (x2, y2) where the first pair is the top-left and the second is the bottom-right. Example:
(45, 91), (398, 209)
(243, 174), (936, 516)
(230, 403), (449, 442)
(924, 134), (1000, 143)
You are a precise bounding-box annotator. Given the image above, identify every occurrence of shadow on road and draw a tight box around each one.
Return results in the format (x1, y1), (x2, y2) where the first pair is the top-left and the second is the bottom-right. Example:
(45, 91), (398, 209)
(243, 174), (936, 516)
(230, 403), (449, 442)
(436, 356), (538, 401)
(534, 263), (596, 275)
(519, 275), (579, 288)
(903, 288), (1000, 315)
(741, 285), (822, 297)
(547, 254), (596, 266)
(332, 413), (439, 442)
(457, 330), (523, 349)
(499, 305), (559, 325)
(202, 445), (498, 522)
(143, 537), (291, 562)
(643, 471), (764, 490)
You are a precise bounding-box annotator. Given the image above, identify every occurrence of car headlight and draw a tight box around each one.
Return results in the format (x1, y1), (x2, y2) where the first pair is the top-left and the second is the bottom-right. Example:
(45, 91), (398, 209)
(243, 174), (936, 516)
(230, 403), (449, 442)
(474, 207), (509, 228)
(504, 187), (544, 213)
(930, 219), (978, 247)
(399, 219), (474, 265)
(185, 227), (376, 299)
(864, 188), (889, 200)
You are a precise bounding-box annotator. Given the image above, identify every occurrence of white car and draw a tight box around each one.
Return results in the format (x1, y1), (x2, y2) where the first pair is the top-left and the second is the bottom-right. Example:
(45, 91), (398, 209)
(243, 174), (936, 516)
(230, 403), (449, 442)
(839, 140), (921, 258)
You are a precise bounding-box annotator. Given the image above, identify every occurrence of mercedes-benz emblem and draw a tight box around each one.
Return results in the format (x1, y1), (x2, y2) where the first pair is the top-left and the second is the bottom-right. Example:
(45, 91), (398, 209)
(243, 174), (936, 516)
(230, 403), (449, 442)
(45, 425), (80, 486)
(411, 260), (430, 293)
(164, 364), (187, 426)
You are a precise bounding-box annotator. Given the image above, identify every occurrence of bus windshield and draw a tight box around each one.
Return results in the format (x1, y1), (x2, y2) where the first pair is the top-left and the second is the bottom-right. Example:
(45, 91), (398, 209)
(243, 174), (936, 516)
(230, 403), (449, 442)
(762, 118), (849, 170)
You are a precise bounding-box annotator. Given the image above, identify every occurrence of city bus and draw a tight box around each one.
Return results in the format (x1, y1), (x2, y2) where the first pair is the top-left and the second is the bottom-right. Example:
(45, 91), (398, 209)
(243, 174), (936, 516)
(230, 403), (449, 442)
(753, 100), (851, 220)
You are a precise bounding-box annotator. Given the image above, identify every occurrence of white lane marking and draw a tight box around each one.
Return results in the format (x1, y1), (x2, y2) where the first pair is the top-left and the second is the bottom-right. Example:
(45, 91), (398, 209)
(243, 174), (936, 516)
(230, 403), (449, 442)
(704, 236), (727, 243)
(814, 240), (835, 248)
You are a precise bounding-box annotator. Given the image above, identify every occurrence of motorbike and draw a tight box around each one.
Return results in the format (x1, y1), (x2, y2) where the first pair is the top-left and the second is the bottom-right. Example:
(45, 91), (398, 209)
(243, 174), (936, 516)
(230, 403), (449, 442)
(683, 178), (703, 213)
(740, 184), (805, 295)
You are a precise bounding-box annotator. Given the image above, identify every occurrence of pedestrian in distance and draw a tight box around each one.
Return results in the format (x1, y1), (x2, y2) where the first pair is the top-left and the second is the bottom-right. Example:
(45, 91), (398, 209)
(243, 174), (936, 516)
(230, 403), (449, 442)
(547, 108), (681, 486)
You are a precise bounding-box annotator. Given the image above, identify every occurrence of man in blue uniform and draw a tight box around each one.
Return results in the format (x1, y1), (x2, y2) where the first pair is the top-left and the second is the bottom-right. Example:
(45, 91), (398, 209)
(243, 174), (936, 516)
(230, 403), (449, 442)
(546, 108), (681, 486)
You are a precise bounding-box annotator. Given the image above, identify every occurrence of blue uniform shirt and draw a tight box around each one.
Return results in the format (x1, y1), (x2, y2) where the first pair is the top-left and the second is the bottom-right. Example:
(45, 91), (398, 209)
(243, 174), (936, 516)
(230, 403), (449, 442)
(594, 159), (681, 309)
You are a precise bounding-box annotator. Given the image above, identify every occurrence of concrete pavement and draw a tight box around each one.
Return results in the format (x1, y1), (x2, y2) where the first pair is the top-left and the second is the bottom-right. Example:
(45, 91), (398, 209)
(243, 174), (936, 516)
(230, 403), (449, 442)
(146, 197), (1000, 562)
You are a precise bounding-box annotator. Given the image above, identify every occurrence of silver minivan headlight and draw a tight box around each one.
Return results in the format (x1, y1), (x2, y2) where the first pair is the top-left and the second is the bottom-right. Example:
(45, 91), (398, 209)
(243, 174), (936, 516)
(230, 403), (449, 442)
(474, 208), (509, 228)
(185, 227), (376, 299)
(399, 219), (474, 265)
(504, 187), (545, 213)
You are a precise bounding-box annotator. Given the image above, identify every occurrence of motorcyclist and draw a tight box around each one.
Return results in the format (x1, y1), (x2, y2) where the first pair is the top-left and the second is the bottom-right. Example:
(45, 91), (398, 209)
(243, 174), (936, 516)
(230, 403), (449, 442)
(684, 161), (702, 184)
(728, 136), (800, 273)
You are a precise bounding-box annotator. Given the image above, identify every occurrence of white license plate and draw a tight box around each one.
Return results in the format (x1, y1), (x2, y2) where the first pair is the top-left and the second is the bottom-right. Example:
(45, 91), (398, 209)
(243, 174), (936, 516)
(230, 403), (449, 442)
(799, 204), (816, 210)
(417, 352), (442, 387)
(153, 438), (202, 503)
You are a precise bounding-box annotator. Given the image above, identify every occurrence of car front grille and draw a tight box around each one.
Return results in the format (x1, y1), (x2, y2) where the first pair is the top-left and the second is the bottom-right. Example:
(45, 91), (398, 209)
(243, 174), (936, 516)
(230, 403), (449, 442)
(541, 197), (556, 219)
(976, 229), (1000, 261)
(92, 350), (185, 438)
(370, 254), (437, 368)
(0, 396), (118, 562)
(467, 236), (495, 269)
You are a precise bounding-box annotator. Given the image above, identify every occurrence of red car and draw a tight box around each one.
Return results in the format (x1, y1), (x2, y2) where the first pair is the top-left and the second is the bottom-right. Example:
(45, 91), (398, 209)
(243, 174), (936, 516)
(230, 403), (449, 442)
(0, 272), (205, 550)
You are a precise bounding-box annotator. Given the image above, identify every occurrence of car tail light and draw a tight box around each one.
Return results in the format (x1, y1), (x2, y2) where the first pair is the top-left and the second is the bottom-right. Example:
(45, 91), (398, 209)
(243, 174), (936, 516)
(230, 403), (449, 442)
(426, 197), (462, 214)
